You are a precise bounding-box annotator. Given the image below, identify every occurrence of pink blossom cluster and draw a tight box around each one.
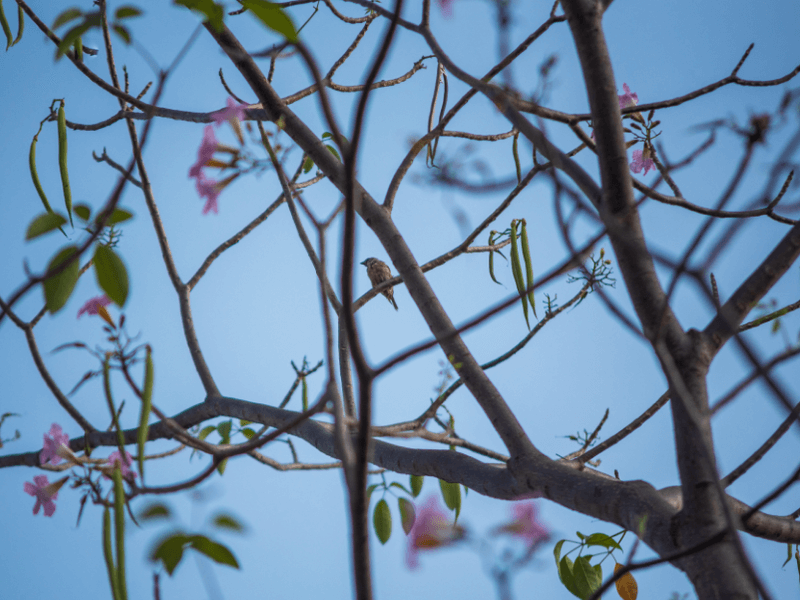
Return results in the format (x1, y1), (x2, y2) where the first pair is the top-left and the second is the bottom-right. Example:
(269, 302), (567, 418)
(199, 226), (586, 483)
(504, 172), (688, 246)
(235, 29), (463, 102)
(404, 497), (549, 569)
(76, 295), (113, 323)
(25, 423), (137, 517)
(189, 98), (248, 215)
(498, 501), (550, 546)
(405, 497), (464, 568)
(617, 83), (655, 175)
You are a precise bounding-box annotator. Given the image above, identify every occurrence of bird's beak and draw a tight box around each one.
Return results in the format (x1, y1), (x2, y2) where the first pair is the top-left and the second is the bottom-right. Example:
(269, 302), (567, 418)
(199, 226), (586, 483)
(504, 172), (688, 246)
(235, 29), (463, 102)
(360, 259), (368, 265)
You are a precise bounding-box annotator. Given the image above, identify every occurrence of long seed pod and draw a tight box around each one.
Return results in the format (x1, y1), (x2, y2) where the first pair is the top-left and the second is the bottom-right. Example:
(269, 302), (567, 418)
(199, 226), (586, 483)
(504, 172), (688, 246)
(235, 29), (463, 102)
(0, 0), (12, 50)
(301, 376), (308, 411)
(509, 220), (530, 329)
(137, 346), (154, 481)
(57, 100), (73, 225)
(29, 126), (54, 213)
(11, 3), (22, 46)
(103, 506), (121, 600)
(512, 131), (522, 184)
(74, 37), (83, 62)
(520, 219), (536, 318)
(112, 468), (128, 600)
(103, 356), (127, 453)
(488, 232), (500, 285)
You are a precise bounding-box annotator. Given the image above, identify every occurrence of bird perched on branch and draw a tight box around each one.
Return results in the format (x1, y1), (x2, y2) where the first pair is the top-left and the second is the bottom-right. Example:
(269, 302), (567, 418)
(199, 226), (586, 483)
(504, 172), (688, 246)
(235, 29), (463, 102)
(361, 257), (398, 310)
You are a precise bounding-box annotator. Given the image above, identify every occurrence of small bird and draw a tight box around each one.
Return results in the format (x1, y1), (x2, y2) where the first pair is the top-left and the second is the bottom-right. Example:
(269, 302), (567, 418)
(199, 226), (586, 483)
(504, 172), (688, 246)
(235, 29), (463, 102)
(361, 257), (398, 310)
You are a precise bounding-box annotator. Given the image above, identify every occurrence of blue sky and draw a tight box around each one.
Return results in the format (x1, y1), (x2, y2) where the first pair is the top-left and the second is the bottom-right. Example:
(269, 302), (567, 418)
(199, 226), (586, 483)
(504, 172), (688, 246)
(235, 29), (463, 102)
(1, 1), (799, 598)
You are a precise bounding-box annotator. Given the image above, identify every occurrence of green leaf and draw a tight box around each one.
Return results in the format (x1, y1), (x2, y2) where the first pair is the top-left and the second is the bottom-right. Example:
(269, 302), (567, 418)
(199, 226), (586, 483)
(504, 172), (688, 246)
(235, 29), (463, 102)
(398, 497), (415, 535)
(211, 514), (244, 533)
(94, 244), (129, 307)
(111, 24), (131, 45)
(188, 535), (239, 569)
(96, 207), (134, 226)
(150, 533), (189, 576)
(373, 499), (392, 545)
(217, 419), (232, 444)
(240, 0), (297, 42)
(139, 503), (171, 521)
(302, 156), (314, 174)
(325, 144), (341, 161)
(217, 458), (228, 475)
(239, 419), (252, 426)
(389, 481), (412, 495)
(553, 539), (566, 565)
(584, 533), (622, 551)
(173, 0), (224, 31)
(572, 556), (602, 599)
(43, 245), (80, 313)
(115, 6), (143, 20)
(73, 204), (91, 221)
(52, 8), (83, 30)
(558, 556), (582, 598)
(56, 21), (93, 59)
(26, 212), (68, 240)
(410, 474), (423, 497)
(438, 479), (461, 520)
(592, 563), (603, 586)
(198, 425), (216, 440)
(241, 427), (256, 440)
(366, 483), (380, 504)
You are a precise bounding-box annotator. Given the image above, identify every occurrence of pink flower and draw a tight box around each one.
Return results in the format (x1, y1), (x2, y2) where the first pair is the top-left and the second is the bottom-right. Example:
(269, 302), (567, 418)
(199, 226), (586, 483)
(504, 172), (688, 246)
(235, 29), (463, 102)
(24, 475), (60, 517)
(105, 450), (137, 481)
(40, 424), (70, 466)
(211, 97), (247, 127)
(406, 497), (464, 569)
(437, 0), (455, 17)
(630, 148), (655, 175)
(189, 125), (219, 179)
(498, 502), (550, 547)
(195, 173), (222, 215)
(77, 296), (112, 318)
(618, 83), (638, 109)
(212, 98), (247, 145)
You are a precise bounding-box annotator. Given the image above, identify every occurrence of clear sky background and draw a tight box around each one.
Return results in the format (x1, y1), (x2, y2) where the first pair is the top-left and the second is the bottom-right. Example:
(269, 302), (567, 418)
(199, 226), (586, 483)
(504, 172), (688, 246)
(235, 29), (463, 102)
(1, 1), (799, 599)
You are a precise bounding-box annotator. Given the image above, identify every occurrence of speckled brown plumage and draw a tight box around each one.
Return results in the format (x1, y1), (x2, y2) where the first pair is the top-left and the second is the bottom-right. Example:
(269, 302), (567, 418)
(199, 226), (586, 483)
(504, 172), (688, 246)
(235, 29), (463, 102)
(361, 257), (398, 310)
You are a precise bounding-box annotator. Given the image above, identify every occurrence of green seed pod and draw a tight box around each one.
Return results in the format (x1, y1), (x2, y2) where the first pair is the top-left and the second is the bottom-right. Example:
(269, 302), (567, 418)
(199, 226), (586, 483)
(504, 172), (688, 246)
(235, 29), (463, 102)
(29, 130), (54, 213)
(512, 132), (521, 184)
(0, 0), (12, 50)
(137, 347), (154, 481)
(12, 4), (22, 46)
(57, 101), (73, 225)
(488, 231), (501, 285)
(102, 506), (121, 600)
(112, 468), (128, 600)
(520, 219), (536, 318)
(509, 220), (530, 329)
